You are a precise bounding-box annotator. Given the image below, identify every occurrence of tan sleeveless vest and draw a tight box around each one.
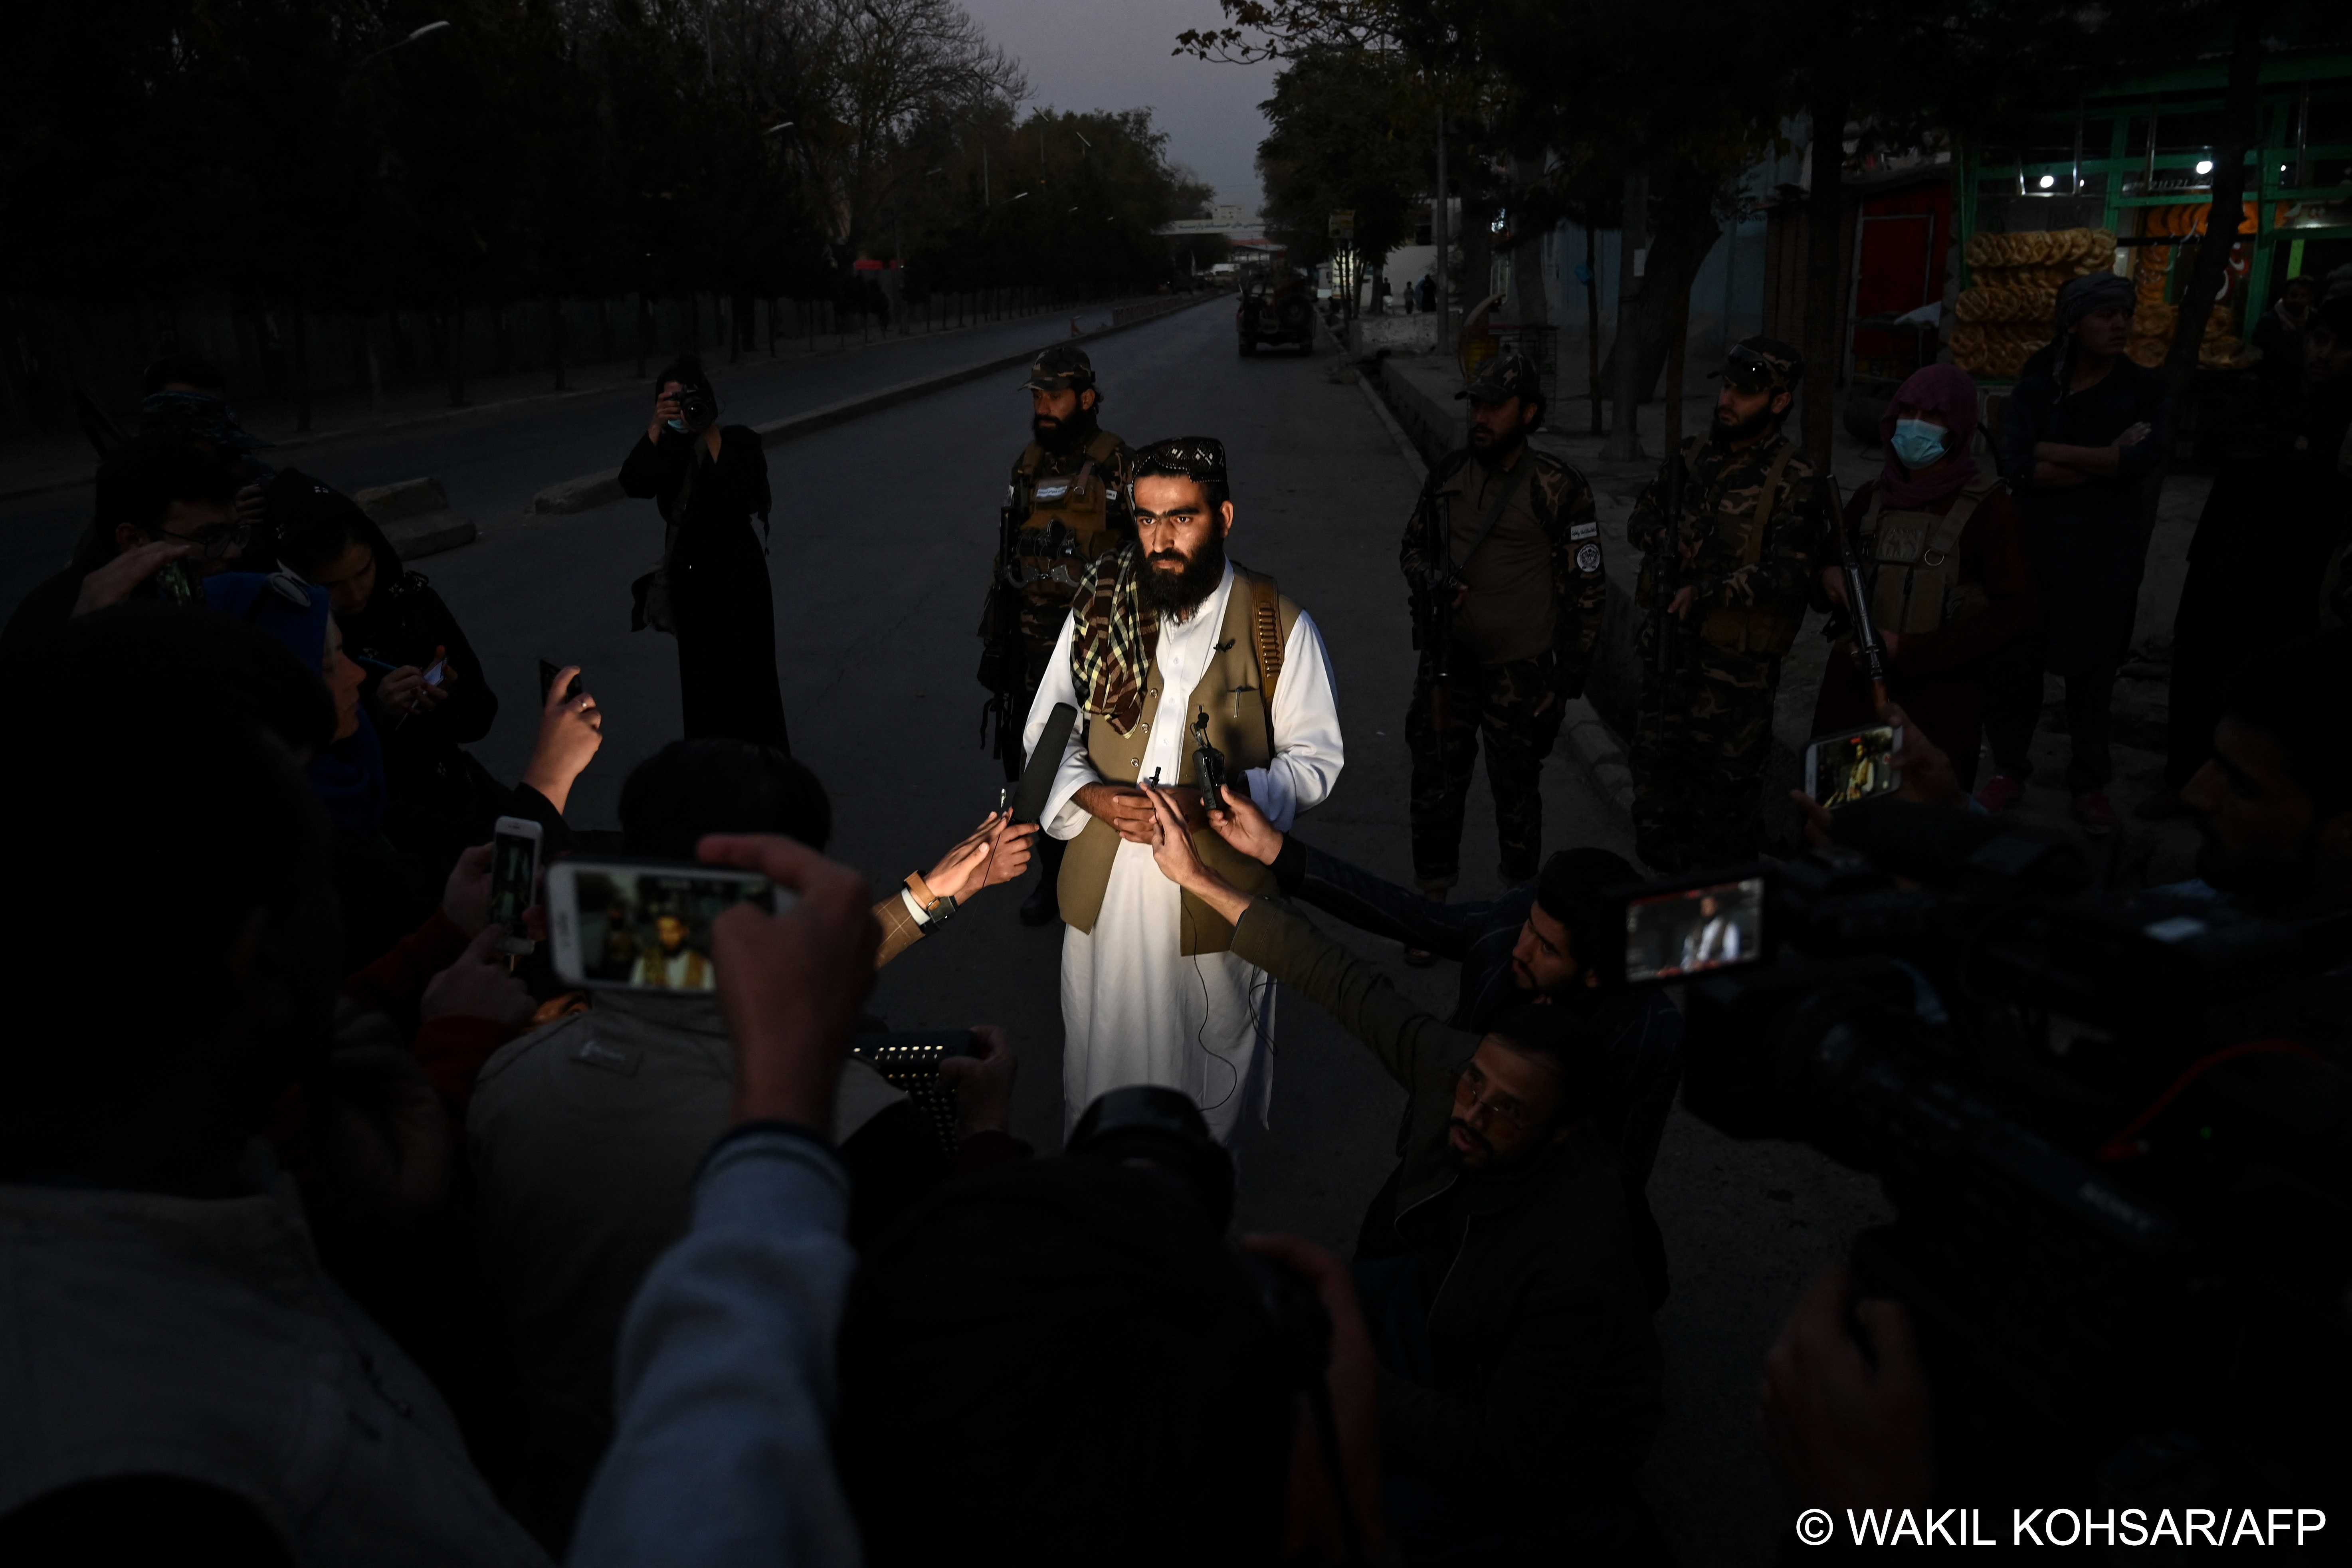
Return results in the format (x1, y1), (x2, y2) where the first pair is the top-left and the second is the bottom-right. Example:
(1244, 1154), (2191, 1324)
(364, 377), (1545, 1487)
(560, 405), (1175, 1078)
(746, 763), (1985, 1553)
(1857, 473), (2002, 636)
(1010, 428), (1126, 596)
(1059, 564), (1299, 956)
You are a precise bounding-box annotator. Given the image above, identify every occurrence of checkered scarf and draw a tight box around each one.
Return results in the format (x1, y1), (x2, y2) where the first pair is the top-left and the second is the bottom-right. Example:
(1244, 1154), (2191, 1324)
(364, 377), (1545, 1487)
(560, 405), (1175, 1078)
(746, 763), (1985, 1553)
(1069, 541), (1158, 736)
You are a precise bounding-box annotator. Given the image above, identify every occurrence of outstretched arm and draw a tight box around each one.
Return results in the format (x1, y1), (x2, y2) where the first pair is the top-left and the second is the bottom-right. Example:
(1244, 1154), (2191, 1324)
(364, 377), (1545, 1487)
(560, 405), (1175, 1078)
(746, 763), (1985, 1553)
(1142, 785), (1467, 1090)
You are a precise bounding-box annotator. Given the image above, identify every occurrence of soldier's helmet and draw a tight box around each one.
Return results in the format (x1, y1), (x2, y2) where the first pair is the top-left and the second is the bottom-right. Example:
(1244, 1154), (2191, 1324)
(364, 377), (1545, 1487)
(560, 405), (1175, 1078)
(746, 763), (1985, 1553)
(1721, 337), (1804, 396)
(1022, 344), (1096, 394)
(1455, 348), (1544, 406)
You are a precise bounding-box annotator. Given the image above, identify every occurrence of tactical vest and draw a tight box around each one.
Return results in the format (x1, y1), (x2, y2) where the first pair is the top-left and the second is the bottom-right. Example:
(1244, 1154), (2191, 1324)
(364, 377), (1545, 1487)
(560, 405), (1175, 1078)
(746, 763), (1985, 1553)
(1059, 565), (1298, 956)
(1634, 436), (1806, 659)
(1008, 429), (1126, 601)
(1854, 475), (2001, 636)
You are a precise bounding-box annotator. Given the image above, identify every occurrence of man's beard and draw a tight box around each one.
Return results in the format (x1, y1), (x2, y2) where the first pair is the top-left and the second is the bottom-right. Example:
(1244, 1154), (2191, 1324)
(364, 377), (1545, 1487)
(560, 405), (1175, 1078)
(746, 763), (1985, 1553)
(1470, 421), (1527, 465)
(1033, 404), (1099, 453)
(1138, 527), (1228, 619)
(1711, 402), (1777, 447)
(1442, 1117), (1494, 1169)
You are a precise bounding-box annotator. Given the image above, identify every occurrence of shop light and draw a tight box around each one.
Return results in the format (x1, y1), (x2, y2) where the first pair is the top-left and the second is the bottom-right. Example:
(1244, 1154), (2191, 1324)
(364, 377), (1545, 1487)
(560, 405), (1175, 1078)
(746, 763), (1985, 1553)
(2037, 174), (2055, 189)
(2196, 159), (2214, 175)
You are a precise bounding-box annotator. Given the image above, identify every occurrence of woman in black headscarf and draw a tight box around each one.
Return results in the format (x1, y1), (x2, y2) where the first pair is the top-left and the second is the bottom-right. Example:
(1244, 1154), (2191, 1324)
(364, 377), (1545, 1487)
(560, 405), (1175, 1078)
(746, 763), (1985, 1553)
(1985, 271), (2170, 835)
(619, 355), (791, 751)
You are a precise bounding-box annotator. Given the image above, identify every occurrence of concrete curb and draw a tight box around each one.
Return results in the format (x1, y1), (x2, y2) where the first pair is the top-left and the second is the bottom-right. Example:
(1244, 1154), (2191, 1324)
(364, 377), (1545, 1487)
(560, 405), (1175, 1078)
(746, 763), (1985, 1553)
(1348, 355), (1639, 824)
(527, 291), (1226, 517)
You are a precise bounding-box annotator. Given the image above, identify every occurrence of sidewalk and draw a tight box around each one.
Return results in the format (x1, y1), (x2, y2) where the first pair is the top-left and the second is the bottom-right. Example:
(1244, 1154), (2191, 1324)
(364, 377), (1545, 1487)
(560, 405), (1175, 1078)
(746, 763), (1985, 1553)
(0, 295), (1152, 502)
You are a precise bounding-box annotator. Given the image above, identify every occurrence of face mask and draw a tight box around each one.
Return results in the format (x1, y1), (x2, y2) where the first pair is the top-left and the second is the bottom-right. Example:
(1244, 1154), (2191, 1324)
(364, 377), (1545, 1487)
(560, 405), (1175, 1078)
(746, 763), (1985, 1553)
(1891, 418), (1948, 470)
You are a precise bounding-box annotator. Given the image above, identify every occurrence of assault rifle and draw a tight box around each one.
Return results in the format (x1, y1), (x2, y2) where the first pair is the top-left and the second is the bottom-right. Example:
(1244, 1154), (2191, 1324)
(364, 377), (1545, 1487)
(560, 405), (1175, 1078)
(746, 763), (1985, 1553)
(1831, 490), (1891, 708)
(1411, 481), (1459, 729)
(978, 487), (1030, 776)
(1651, 448), (1687, 742)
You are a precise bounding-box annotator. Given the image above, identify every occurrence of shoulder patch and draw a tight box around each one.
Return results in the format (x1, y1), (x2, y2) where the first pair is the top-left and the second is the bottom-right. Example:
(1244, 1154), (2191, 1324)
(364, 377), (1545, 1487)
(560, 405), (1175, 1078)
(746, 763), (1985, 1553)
(1568, 521), (1599, 541)
(1574, 542), (1604, 574)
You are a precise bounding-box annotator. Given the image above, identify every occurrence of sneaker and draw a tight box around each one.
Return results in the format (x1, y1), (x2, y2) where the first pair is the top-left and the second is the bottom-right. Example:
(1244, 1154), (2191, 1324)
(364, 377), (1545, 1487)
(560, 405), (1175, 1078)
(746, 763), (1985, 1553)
(2072, 789), (2117, 835)
(1974, 773), (2027, 813)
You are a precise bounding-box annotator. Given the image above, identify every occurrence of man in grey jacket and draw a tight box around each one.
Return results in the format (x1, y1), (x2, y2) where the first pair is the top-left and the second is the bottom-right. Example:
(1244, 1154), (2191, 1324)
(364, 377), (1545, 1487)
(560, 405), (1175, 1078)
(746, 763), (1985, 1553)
(1137, 782), (1663, 1562)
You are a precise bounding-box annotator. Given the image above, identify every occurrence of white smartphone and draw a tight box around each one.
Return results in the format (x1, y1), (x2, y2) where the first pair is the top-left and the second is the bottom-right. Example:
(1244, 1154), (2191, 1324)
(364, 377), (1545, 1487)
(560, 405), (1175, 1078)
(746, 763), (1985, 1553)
(546, 859), (783, 991)
(1804, 723), (1904, 811)
(488, 817), (543, 956)
(423, 656), (451, 688)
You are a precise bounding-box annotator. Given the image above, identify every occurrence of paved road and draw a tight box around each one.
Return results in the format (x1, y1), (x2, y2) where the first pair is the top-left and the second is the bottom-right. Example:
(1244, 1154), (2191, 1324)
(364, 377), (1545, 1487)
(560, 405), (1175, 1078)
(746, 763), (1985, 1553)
(0, 298), (1147, 613)
(17, 297), (1877, 1565)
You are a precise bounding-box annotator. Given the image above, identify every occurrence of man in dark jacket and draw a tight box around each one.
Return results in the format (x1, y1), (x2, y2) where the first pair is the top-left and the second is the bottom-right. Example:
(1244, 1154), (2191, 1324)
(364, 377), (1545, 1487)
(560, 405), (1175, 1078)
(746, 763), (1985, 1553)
(1136, 784), (1662, 1563)
(1190, 788), (1680, 1300)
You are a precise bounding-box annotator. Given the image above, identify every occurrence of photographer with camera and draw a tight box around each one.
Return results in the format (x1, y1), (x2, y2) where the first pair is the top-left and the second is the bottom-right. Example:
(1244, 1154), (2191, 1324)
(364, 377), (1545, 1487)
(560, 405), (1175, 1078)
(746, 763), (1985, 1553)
(1136, 784), (1662, 1562)
(468, 738), (1034, 1552)
(619, 355), (790, 751)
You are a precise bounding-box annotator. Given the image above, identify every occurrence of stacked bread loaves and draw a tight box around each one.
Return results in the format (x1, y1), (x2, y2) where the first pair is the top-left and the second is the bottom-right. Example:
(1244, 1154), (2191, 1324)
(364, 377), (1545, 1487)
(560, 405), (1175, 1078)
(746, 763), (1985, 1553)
(1949, 228), (2118, 378)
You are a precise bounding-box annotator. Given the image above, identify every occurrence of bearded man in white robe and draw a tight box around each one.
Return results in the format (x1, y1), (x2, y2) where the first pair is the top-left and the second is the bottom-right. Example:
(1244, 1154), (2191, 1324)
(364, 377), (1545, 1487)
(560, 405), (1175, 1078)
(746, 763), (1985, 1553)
(1023, 436), (1344, 1146)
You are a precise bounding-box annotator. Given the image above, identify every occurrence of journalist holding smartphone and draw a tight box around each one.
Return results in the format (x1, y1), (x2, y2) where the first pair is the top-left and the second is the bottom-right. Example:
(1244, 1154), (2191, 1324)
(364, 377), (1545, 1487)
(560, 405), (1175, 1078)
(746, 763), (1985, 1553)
(620, 354), (792, 752)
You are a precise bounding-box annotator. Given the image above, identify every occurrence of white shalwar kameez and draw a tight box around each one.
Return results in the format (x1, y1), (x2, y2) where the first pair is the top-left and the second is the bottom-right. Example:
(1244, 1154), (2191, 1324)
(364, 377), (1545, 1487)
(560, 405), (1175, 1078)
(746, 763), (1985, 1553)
(1023, 562), (1344, 1146)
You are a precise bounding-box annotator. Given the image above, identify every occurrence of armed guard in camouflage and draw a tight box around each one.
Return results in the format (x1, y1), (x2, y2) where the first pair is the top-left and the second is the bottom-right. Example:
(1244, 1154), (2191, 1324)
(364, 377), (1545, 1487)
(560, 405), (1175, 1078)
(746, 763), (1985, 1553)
(1625, 337), (1829, 872)
(978, 344), (1135, 923)
(1400, 350), (1607, 923)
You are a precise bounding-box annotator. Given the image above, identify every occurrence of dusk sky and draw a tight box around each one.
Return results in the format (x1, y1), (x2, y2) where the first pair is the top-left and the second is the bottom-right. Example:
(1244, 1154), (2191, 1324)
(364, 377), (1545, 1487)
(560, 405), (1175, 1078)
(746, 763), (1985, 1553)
(961, 0), (1278, 210)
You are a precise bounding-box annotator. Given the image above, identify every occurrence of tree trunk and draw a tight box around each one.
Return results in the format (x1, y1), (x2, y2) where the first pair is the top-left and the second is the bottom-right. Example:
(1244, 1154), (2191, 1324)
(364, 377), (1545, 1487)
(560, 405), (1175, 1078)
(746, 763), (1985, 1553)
(1605, 176), (1724, 450)
(1604, 169), (1652, 461)
(1801, 76), (1848, 470)
(2162, 7), (2264, 428)
(1586, 223), (1604, 435)
(1509, 150), (1548, 327)
(289, 301), (312, 434)
(1461, 194), (1499, 325)
(1663, 253), (1693, 453)
(1434, 107), (1451, 354)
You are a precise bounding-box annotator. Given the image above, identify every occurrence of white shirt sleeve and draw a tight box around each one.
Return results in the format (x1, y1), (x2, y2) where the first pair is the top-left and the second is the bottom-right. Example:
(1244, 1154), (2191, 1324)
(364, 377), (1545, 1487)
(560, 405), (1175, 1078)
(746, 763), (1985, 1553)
(1020, 615), (1099, 842)
(1243, 608), (1344, 833)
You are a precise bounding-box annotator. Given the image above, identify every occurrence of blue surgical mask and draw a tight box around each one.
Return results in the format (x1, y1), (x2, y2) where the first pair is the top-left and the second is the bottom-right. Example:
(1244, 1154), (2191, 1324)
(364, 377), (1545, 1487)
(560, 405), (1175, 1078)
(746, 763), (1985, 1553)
(665, 418), (689, 433)
(1891, 418), (1948, 470)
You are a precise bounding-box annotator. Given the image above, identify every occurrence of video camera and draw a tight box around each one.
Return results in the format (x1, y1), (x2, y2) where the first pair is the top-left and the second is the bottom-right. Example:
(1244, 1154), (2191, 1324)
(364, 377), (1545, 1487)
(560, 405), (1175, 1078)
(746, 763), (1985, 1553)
(1608, 802), (2352, 1499)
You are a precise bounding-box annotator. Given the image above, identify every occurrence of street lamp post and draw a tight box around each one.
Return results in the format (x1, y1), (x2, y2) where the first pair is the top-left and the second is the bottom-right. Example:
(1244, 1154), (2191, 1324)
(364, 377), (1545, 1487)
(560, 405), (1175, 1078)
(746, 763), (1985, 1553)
(358, 20), (449, 68)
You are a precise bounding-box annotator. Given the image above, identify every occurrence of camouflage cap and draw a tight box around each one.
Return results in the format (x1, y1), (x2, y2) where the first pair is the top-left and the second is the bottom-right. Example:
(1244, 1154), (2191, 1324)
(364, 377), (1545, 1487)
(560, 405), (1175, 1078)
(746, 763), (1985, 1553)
(1022, 344), (1096, 393)
(1456, 348), (1543, 405)
(1720, 337), (1804, 395)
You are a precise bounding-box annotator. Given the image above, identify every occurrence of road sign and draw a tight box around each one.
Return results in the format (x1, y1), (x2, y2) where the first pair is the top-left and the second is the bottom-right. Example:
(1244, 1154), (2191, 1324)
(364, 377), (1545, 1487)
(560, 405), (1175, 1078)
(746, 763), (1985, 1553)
(1328, 209), (1355, 240)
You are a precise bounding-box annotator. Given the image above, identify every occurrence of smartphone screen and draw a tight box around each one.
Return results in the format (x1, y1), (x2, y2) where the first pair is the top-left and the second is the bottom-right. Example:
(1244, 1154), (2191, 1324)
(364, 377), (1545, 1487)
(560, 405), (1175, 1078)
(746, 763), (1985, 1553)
(423, 657), (450, 688)
(547, 861), (779, 990)
(489, 818), (542, 955)
(1624, 875), (1766, 984)
(1805, 724), (1903, 810)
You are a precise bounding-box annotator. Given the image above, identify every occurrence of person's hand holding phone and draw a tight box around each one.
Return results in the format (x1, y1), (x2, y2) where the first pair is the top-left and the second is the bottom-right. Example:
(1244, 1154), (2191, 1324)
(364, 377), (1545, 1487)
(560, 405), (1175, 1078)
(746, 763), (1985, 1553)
(1140, 782), (1251, 924)
(1240, 1233), (1387, 1564)
(1760, 1263), (1936, 1511)
(696, 833), (878, 1134)
(521, 664), (602, 814)
(1206, 783), (1284, 867)
(71, 539), (194, 618)
(936, 1025), (1017, 1141)
(1789, 703), (1966, 848)
(922, 811), (1035, 901)
(420, 924), (537, 1029)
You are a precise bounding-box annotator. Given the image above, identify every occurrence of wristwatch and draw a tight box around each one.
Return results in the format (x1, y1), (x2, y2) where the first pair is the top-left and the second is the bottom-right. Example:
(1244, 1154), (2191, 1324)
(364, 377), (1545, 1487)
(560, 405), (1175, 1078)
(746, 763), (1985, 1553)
(904, 870), (958, 926)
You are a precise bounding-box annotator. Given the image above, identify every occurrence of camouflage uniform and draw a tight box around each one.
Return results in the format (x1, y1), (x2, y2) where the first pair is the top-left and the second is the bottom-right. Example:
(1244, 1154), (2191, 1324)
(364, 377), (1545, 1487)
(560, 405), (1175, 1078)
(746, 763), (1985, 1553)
(1401, 352), (1606, 888)
(1625, 340), (1828, 872)
(977, 347), (1135, 780)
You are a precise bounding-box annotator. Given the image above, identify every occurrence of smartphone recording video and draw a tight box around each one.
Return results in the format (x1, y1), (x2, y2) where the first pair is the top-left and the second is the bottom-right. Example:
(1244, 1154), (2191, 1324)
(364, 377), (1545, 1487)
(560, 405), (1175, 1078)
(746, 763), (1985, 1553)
(546, 861), (780, 991)
(1805, 723), (1903, 810)
(489, 817), (542, 956)
(538, 657), (584, 706)
(1624, 875), (1766, 984)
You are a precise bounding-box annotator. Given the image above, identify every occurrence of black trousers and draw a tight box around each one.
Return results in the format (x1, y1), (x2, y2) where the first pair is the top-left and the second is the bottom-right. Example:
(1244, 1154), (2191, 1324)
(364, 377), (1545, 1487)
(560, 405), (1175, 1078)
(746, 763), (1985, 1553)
(673, 568), (790, 752)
